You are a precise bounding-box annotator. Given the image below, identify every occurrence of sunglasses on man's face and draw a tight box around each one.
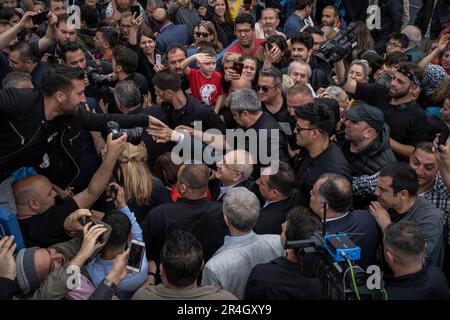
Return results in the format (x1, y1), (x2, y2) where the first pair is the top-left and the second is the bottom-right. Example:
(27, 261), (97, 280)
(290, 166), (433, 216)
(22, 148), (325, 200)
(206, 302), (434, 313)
(195, 32), (210, 38)
(256, 85), (275, 93)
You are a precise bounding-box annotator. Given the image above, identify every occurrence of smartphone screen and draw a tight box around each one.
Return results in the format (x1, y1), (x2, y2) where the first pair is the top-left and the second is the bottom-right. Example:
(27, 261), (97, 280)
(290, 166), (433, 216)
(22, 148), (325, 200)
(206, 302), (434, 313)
(130, 5), (140, 17)
(156, 53), (162, 65)
(127, 240), (145, 272)
(232, 61), (244, 76)
(32, 10), (49, 25)
(438, 127), (450, 147)
(263, 41), (273, 51)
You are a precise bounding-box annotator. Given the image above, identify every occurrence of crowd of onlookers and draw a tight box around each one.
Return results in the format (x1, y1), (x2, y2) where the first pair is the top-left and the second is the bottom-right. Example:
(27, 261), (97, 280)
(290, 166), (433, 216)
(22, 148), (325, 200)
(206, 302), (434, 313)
(0, 0), (450, 300)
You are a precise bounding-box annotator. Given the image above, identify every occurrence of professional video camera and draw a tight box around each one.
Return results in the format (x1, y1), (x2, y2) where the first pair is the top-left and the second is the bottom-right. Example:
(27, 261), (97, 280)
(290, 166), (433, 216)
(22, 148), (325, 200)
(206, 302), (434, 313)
(316, 22), (358, 64)
(287, 206), (386, 300)
(107, 121), (143, 146)
(85, 60), (110, 94)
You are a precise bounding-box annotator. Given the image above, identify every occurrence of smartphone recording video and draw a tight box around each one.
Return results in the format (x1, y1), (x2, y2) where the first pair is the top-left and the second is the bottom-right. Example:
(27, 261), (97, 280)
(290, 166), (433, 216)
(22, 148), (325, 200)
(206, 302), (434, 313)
(232, 61), (244, 76)
(438, 127), (450, 148)
(32, 10), (49, 25)
(131, 5), (140, 17)
(127, 239), (145, 272)
(263, 41), (273, 51)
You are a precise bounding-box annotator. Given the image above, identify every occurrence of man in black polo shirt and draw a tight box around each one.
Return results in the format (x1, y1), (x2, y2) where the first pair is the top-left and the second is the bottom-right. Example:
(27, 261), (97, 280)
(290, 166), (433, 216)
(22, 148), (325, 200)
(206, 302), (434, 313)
(383, 221), (449, 300)
(293, 102), (351, 206)
(344, 62), (427, 160)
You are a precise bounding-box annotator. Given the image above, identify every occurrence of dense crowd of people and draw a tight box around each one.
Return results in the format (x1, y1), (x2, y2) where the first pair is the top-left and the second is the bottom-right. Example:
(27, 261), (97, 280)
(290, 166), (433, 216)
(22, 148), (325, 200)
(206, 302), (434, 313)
(0, 0), (450, 300)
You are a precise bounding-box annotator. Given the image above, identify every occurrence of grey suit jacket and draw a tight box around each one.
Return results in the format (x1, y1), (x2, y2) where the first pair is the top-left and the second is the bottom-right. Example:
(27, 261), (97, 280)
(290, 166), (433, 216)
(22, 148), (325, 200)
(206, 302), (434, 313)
(201, 232), (285, 299)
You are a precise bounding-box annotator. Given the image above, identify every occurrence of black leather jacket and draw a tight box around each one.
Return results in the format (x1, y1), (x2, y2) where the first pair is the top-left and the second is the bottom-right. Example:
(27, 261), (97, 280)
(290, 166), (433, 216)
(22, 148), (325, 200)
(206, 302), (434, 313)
(0, 88), (149, 188)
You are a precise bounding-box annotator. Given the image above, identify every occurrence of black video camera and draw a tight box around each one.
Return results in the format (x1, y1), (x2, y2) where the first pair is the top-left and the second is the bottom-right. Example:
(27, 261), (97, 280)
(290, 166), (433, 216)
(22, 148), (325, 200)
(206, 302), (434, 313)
(288, 231), (385, 300)
(315, 22), (358, 64)
(85, 60), (109, 87)
(106, 121), (143, 146)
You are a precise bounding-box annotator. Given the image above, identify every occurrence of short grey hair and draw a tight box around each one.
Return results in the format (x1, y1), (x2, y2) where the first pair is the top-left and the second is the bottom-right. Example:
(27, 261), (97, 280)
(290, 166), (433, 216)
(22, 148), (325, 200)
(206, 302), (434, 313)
(114, 80), (142, 108)
(287, 60), (311, 78)
(225, 88), (261, 112)
(261, 7), (278, 17)
(349, 59), (370, 78)
(259, 67), (283, 86)
(402, 25), (422, 47)
(223, 187), (260, 232)
(3, 71), (32, 89)
(324, 85), (344, 100)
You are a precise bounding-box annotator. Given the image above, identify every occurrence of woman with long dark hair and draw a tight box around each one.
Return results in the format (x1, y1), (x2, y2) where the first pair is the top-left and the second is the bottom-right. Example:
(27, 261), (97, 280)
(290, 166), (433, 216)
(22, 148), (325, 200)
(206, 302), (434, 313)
(128, 13), (159, 103)
(207, 0), (235, 48)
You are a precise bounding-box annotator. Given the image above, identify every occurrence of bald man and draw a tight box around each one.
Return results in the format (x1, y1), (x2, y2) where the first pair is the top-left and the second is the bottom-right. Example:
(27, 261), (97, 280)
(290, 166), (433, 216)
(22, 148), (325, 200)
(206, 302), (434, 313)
(13, 134), (126, 247)
(152, 8), (191, 53)
(402, 25), (426, 64)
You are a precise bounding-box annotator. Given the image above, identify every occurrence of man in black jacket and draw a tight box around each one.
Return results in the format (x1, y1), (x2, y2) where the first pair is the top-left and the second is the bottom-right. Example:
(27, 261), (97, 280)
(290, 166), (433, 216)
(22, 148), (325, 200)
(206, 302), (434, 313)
(254, 161), (299, 235)
(210, 149), (255, 202)
(0, 64), (157, 188)
(339, 101), (397, 177)
(383, 221), (449, 300)
(142, 164), (228, 268)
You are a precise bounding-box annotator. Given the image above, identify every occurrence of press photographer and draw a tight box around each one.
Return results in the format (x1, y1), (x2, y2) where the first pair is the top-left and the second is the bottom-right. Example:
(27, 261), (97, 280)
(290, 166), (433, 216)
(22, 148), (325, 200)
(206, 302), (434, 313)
(61, 42), (113, 101)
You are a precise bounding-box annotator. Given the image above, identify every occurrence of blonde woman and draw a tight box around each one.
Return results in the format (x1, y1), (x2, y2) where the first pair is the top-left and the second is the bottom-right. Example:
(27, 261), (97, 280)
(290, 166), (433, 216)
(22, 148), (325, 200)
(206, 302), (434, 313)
(116, 142), (171, 223)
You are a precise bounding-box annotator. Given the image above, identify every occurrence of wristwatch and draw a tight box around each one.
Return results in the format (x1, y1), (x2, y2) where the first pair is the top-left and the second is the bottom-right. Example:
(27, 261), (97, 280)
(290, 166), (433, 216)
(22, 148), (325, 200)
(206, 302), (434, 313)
(103, 278), (118, 291)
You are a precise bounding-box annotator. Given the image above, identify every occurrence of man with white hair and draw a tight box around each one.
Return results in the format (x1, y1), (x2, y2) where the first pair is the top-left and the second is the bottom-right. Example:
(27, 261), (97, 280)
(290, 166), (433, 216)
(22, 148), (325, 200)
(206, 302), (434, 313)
(211, 149), (255, 202)
(201, 187), (285, 299)
(402, 25), (426, 64)
(254, 8), (286, 40)
(287, 60), (316, 97)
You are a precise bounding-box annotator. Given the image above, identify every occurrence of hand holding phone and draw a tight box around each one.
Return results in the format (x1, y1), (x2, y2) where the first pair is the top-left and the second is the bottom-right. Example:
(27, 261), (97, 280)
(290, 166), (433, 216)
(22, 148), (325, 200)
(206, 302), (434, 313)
(130, 5), (140, 18)
(438, 128), (450, 150)
(155, 53), (162, 65)
(263, 41), (273, 51)
(231, 61), (244, 76)
(127, 239), (145, 273)
(32, 10), (49, 25)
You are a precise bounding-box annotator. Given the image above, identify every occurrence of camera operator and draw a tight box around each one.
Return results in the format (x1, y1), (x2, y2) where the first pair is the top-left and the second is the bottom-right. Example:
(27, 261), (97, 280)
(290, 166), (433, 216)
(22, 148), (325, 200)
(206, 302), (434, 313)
(289, 32), (345, 91)
(309, 173), (380, 269)
(245, 207), (327, 300)
(383, 221), (449, 300)
(61, 42), (112, 101)
(0, 63), (159, 188)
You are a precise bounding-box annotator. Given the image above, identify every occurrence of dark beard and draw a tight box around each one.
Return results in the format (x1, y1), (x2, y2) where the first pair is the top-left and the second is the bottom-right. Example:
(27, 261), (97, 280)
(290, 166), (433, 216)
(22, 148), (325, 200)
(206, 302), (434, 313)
(389, 88), (409, 99)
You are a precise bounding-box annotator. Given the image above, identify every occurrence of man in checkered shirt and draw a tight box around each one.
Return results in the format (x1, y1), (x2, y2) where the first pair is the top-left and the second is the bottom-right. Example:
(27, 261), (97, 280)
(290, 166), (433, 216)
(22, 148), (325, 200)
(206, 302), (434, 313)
(353, 142), (450, 244)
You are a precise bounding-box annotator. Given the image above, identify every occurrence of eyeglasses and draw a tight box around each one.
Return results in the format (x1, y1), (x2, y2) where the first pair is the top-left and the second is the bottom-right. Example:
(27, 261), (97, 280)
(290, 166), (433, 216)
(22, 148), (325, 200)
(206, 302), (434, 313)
(387, 42), (401, 48)
(295, 124), (316, 132)
(236, 28), (252, 34)
(195, 32), (211, 38)
(256, 85), (276, 93)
